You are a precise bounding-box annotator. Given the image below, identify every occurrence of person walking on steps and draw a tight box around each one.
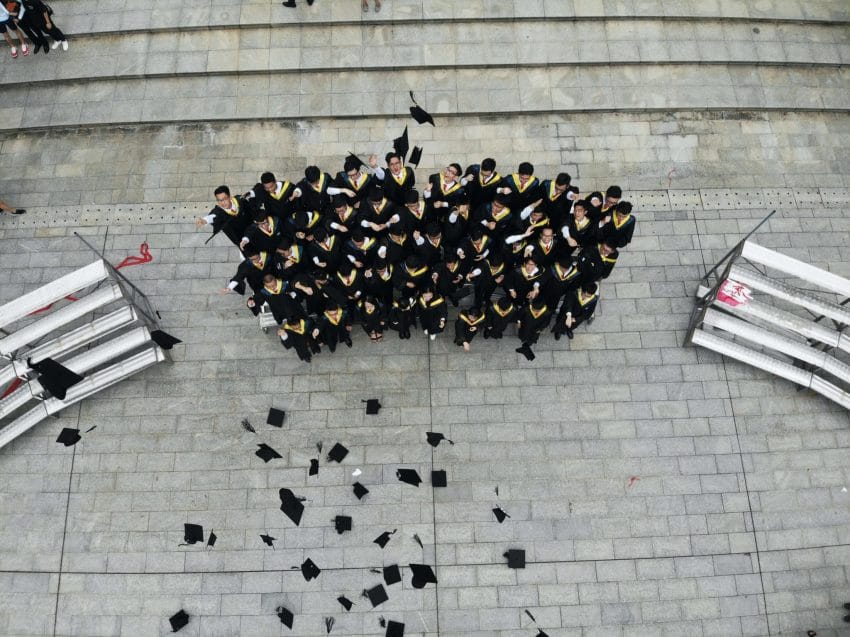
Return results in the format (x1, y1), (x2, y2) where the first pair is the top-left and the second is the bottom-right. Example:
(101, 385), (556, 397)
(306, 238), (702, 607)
(0, 2), (29, 58)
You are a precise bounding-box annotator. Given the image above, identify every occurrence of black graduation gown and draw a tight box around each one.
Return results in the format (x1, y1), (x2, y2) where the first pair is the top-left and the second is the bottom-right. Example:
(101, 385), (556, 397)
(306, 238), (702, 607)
(418, 294), (448, 335)
(388, 298), (416, 339)
(343, 236), (379, 269)
(250, 180), (296, 218)
(364, 265), (395, 307)
(334, 269), (365, 311)
(270, 243), (307, 281)
(517, 304), (552, 345)
(414, 236), (444, 268)
(380, 166), (416, 206)
(433, 261), (467, 304)
(313, 308), (352, 352)
(296, 173), (336, 213)
(206, 195), (252, 247)
(324, 205), (360, 242)
(473, 202), (514, 239)
(564, 213), (598, 251)
(457, 233), (494, 270)
(358, 301), (387, 335)
(279, 318), (315, 362)
(542, 261), (583, 310)
(454, 311), (485, 346)
(505, 265), (550, 304)
(463, 165), (502, 208)
(499, 174), (541, 211)
(597, 213), (635, 248)
(442, 208), (469, 248)
(243, 216), (284, 252)
(400, 202), (431, 235)
(426, 174), (467, 215)
(229, 251), (271, 295)
(393, 261), (430, 293)
(553, 289), (599, 335)
(252, 279), (304, 324)
(483, 299), (517, 339)
(308, 235), (343, 273)
(529, 237), (563, 269)
(538, 180), (571, 228)
(359, 198), (398, 239)
(470, 257), (506, 308)
(382, 233), (413, 266)
(335, 171), (376, 208)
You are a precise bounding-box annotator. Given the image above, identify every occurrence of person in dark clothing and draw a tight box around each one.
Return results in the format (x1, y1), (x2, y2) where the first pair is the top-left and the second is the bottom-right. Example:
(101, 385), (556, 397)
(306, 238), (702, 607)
(454, 307), (485, 351)
(515, 296), (551, 360)
(312, 302), (352, 352)
(552, 282), (599, 340)
(196, 185), (253, 249)
(278, 315), (316, 362)
(8, 0), (66, 53)
(417, 288), (448, 340)
(597, 200), (636, 248)
(388, 295), (416, 339)
(483, 295), (516, 340)
(358, 295), (387, 342)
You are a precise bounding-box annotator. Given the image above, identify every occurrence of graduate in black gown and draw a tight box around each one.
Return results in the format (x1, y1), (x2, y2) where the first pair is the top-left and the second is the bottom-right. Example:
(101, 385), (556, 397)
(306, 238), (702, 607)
(375, 153), (416, 207)
(552, 282), (599, 340)
(388, 295), (416, 339)
(497, 162), (541, 211)
(292, 165), (354, 214)
(196, 185), (253, 248)
(278, 314), (316, 362)
(224, 244), (271, 295)
(483, 295), (516, 340)
(461, 158), (502, 209)
(247, 172), (296, 218)
(358, 295), (387, 342)
(516, 296), (551, 360)
(417, 288), (448, 340)
(597, 201), (636, 248)
(248, 274), (304, 323)
(312, 302), (352, 352)
(454, 307), (485, 351)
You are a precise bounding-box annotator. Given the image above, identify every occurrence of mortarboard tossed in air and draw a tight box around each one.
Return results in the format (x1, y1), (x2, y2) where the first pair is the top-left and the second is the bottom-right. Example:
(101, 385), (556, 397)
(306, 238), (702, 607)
(426, 431), (454, 448)
(408, 146), (423, 168)
(29, 357), (83, 400)
(183, 523), (204, 545)
(327, 442), (349, 463)
(300, 558), (321, 581)
(431, 470), (447, 488)
(364, 583), (388, 608)
(337, 595), (354, 611)
(504, 548), (526, 569)
(396, 468), (422, 487)
(267, 407), (285, 428)
(56, 427), (81, 447)
(409, 91), (435, 126)
(206, 530), (217, 548)
(169, 609), (190, 632)
(279, 488), (305, 526)
(373, 529), (397, 549)
(352, 482), (369, 500)
(393, 126), (410, 163)
(334, 515), (352, 534)
(260, 533), (276, 547)
(383, 564), (402, 585)
(409, 563), (438, 589)
(309, 458), (319, 476)
(241, 418), (256, 433)
(150, 330), (182, 350)
(345, 152), (366, 171)
(256, 443), (282, 463)
(492, 506), (511, 523)
(386, 620), (405, 637)
(276, 605), (294, 629)
(363, 398), (382, 414)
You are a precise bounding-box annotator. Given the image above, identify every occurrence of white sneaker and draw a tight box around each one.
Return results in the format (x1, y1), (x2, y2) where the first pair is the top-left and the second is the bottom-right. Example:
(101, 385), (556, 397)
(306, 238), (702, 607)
(61, 40), (68, 51)
(51, 40), (60, 49)
(423, 329), (429, 335)
(429, 334), (436, 341)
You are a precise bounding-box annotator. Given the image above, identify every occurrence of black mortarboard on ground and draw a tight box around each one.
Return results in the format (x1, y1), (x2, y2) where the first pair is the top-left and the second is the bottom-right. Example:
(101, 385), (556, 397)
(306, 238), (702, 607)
(386, 620), (405, 637)
(56, 427), (81, 447)
(276, 605), (294, 629)
(169, 609), (189, 632)
(516, 344), (536, 361)
(363, 398), (382, 414)
(207, 530), (217, 548)
(373, 529), (397, 549)
(409, 91), (435, 126)
(327, 443), (348, 463)
(337, 596), (353, 611)
(346, 152), (365, 170)
(353, 482), (369, 500)
(364, 583), (388, 608)
(29, 357), (83, 400)
(383, 564), (402, 585)
(431, 470), (447, 487)
(426, 431), (454, 448)
(492, 506), (510, 523)
(393, 126), (410, 163)
(261, 534), (276, 547)
(256, 443), (282, 463)
(408, 146), (423, 167)
(325, 616), (335, 634)
(150, 330), (182, 350)
(241, 418), (256, 433)
(301, 558), (321, 581)
(334, 515), (352, 534)
(409, 563), (438, 589)
(267, 407), (285, 428)
(396, 468), (422, 487)
(309, 458), (319, 476)
(504, 549), (526, 569)
(183, 523), (203, 545)
(279, 488), (305, 526)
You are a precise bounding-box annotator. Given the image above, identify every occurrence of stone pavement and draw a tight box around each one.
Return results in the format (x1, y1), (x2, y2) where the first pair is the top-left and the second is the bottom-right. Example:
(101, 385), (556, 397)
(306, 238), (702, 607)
(1, 1), (850, 636)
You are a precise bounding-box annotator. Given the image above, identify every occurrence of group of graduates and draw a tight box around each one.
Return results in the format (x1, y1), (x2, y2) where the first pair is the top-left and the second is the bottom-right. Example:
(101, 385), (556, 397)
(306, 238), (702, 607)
(197, 153), (636, 362)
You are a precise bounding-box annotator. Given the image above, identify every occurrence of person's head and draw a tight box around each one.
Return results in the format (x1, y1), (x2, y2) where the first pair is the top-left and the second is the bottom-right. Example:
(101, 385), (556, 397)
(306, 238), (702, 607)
(343, 157), (361, 178)
(582, 282), (598, 296)
(214, 185), (231, 205)
(351, 230), (366, 246)
(466, 306), (482, 319)
(531, 296), (547, 310)
(496, 295), (512, 311)
(312, 226), (328, 243)
(426, 222), (441, 239)
(325, 302), (340, 314)
(604, 185), (622, 207)
(243, 244), (260, 261)
(405, 190), (420, 209)
(362, 296), (377, 312)
(540, 226), (555, 242)
(338, 261), (354, 277)
(389, 223), (406, 238)
(573, 200), (588, 219)
(444, 163), (462, 181)
(260, 172), (276, 192)
(522, 256), (537, 271)
(420, 287), (434, 301)
(332, 195), (348, 212)
(445, 252), (459, 266)
(263, 274), (276, 286)
(374, 258), (389, 272)
(469, 227), (485, 245)
(405, 255), (422, 271)
(368, 187), (384, 204)
(530, 207), (545, 222)
(599, 242), (615, 256)
(304, 165), (321, 184)
(615, 201), (633, 217)
(481, 158), (497, 178)
(518, 162), (534, 183)
(555, 172), (571, 190)
(492, 194), (510, 212)
(386, 153), (403, 174)
(256, 214), (273, 230)
(276, 236), (293, 254)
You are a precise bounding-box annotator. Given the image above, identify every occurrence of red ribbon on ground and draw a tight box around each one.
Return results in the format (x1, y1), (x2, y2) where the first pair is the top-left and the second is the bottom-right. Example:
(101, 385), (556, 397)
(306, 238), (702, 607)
(1, 377), (23, 399)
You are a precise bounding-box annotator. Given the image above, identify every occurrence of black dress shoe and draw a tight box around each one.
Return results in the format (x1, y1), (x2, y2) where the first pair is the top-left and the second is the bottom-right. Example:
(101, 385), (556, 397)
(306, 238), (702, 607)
(553, 331), (561, 341)
(33, 43), (42, 54)
(565, 328), (574, 339)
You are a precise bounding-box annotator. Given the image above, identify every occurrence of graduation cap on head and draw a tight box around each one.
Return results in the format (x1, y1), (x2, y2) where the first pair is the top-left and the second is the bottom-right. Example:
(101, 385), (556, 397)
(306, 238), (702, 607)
(431, 470), (447, 488)
(363, 584), (388, 608)
(327, 443), (348, 463)
(409, 563), (438, 589)
(300, 558), (321, 581)
(150, 330), (182, 350)
(408, 146), (423, 167)
(363, 398), (382, 414)
(337, 596), (354, 611)
(386, 620), (404, 637)
(353, 482), (369, 500)
(383, 564), (402, 586)
(504, 549), (526, 569)
(183, 523), (204, 545)
(207, 530), (217, 548)
(169, 609), (190, 632)
(267, 408), (285, 428)
(409, 91), (435, 126)
(56, 427), (81, 447)
(426, 431), (454, 448)
(256, 443), (282, 463)
(260, 534), (276, 547)
(309, 458), (319, 476)
(29, 357), (83, 400)
(393, 126), (410, 163)
(276, 605), (294, 629)
(334, 515), (352, 534)
(396, 468), (422, 487)
(373, 529), (397, 549)
(279, 488), (305, 526)
(492, 506), (510, 523)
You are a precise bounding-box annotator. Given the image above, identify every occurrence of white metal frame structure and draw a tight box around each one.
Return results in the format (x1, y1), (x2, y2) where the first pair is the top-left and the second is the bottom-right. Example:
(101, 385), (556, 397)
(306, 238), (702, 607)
(0, 253), (170, 450)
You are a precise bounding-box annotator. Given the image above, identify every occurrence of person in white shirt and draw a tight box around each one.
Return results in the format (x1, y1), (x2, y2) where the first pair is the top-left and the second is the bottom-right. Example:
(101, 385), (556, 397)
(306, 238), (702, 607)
(0, 3), (29, 58)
